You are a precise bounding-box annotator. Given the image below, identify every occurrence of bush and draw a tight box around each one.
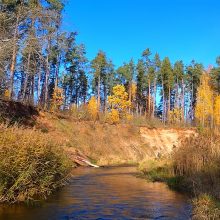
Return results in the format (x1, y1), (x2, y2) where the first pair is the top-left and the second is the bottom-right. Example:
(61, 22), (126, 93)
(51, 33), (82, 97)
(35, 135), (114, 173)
(87, 96), (98, 121)
(69, 104), (90, 121)
(106, 109), (120, 124)
(192, 194), (220, 220)
(0, 125), (72, 203)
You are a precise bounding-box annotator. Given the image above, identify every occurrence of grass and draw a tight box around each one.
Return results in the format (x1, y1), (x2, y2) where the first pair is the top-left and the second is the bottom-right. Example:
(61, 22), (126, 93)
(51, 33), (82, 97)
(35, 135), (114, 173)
(40, 113), (149, 166)
(138, 158), (187, 191)
(139, 132), (220, 219)
(192, 194), (220, 220)
(0, 125), (73, 203)
(173, 131), (220, 197)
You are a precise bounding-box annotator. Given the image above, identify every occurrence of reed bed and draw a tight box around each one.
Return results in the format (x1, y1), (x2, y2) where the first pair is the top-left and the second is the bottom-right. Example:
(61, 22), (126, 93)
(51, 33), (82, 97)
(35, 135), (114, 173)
(0, 125), (72, 203)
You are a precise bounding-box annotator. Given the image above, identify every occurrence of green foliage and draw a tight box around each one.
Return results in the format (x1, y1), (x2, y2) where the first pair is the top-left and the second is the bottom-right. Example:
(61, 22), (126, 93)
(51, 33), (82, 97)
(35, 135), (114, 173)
(117, 59), (135, 83)
(210, 61), (220, 94)
(136, 60), (146, 106)
(160, 57), (174, 96)
(139, 159), (174, 181)
(186, 60), (203, 108)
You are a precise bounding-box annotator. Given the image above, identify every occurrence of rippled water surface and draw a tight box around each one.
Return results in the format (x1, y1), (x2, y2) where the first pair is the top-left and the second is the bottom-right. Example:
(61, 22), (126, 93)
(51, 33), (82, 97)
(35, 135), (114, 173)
(0, 166), (191, 219)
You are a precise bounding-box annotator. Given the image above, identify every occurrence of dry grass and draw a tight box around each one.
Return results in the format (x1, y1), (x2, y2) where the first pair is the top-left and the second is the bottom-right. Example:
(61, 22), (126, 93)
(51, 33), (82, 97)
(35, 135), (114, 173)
(35, 111), (152, 166)
(173, 132), (220, 198)
(0, 125), (72, 203)
(192, 194), (220, 220)
(139, 132), (220, 219)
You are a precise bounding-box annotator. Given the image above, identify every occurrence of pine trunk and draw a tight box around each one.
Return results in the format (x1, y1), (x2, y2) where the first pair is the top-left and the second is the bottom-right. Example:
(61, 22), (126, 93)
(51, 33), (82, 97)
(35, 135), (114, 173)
(168, 86), (171, 122)
(162, 79), (165, 123)
(148, 79), (151, 116)
(9, 9), (20, 99)
(153, 78), (157, 117)
(97, 74), (101, 111)
(37, 68), (41, 106)
(128, 81), (132, 113)
(22, 53), (31, 103)
(44, 55), (50, 109)
(181, 79), (185, 122)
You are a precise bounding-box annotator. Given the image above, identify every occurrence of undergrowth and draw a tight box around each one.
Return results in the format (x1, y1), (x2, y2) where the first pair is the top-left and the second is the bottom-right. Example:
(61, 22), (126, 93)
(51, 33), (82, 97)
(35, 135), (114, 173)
(139, 132), (220, 219)
(0, 125), (72, 203)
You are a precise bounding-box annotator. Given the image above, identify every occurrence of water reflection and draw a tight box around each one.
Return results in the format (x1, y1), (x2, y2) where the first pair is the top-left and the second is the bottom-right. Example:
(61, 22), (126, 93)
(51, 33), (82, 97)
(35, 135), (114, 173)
(0, 167), (191, 220)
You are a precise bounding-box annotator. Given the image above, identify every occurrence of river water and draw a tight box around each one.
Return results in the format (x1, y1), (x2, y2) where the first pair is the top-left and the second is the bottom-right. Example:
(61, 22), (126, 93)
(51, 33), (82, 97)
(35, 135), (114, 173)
(0, 166), (191, 220)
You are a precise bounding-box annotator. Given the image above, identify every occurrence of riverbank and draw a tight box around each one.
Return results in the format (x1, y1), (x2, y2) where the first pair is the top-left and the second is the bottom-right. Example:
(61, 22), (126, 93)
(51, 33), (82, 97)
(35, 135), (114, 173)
(138, 132), (220, 219)
(0, 166), (191, 219)
(0, 100), (195, 204)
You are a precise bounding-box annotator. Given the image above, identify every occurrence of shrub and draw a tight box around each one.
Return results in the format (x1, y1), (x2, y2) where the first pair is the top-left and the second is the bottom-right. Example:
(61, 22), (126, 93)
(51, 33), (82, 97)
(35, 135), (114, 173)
(70, 104), (90, 121)
(0, 125), (72, 203)
(88, 96), (98, 121)
(106, 109), (120, 124)
(51, 87), (64, 112)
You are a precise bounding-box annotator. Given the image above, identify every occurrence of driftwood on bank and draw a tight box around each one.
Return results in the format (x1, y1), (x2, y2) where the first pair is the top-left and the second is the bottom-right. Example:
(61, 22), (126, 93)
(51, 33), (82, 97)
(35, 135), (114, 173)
(63, 147), (99, 168)
(74, 156), (99, 168)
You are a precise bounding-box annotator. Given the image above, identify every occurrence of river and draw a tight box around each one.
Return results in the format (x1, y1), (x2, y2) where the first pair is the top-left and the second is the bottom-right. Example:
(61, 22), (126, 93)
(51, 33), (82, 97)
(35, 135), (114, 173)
(0, 166), (191, 220)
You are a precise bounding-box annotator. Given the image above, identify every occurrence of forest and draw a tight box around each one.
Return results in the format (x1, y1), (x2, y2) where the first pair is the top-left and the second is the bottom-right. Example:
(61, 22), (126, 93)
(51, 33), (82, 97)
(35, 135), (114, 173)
(1, 1), (220, 219)
(1, 0), (220, 127)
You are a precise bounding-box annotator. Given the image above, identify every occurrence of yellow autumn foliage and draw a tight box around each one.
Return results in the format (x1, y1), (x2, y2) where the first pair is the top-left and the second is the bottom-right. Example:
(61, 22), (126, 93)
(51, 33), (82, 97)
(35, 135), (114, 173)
(106, 109), (120, 124)
(214, 95), (220, 127)
(131, 83), (137, 101)
(4, 89), (10, 100)
(51, 87), (64, 111)
(169, 108), (182, 124)
(125, 113), (133, 121)
(195, 73), (213, 127)
(88, 96), (98, 121)
(108, 85), (131, 114)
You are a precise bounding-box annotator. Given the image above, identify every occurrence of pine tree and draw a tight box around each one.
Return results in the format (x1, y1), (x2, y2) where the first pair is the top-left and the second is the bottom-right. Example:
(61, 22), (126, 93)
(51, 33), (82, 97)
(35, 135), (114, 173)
(186, 60), (203, 122)
(91, 51), (108, 111)
(136, 60), (146, 114)
(173, 61), (185, 120)
(117, 59), (135, 112)
(160, 57), (174, 122)
(142, 48), (152, 116)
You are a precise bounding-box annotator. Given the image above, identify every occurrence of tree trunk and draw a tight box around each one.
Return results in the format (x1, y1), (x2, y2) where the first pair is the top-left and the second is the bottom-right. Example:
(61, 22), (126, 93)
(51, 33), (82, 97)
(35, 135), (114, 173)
(175, 79), (179, 109)
(153, 78), (157, 117)
(97, 74), (101, 111)
(181, 79), (185, 122)
(168, 86), (171, 122)
(44, 39), (51, 110)
(128, 81), (132, 113)
(162, 79), (165, 123)
(30, 75), (34, 105)
(22, 53), (31, 103)
(148, 79), (151, 116)
(9, 8), (21, 99)
(37, 63), (42, 106)
(55, 54), (60, 89)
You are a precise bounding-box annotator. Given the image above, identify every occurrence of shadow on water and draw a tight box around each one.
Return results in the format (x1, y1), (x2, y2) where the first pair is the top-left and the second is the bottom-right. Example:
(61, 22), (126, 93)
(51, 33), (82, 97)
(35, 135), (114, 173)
(0, 166), (191, 220)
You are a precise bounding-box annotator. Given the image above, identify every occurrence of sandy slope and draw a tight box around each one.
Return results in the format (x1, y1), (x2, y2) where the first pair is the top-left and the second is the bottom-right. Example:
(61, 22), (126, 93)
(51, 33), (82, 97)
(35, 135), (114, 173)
(139, 127), (196, 157)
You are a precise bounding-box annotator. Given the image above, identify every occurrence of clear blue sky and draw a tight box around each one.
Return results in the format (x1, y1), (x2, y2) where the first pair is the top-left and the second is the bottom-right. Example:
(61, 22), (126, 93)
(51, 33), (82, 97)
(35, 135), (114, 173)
(63, 0), (220, 68)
